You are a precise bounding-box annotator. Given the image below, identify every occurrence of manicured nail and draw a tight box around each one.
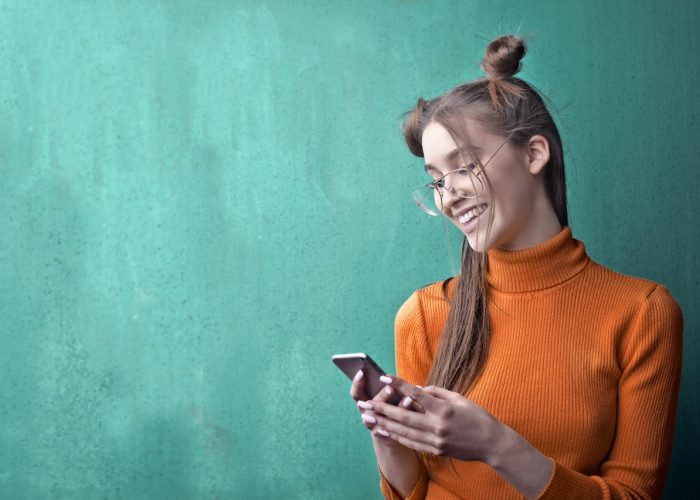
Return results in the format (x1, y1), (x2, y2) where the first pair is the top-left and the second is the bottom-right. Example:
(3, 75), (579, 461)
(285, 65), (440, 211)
(361, 414), (376, 425)
(376, 428), (390, 437)
(357, 400), (372, 410)
(354, 370), (363, 381)
(401, 397), (412, 408)
(379, 375), (392, 384)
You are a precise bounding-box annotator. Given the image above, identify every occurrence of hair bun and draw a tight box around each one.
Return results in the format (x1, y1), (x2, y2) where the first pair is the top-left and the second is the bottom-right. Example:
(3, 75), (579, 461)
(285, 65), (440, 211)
(480, 34), (527, 80)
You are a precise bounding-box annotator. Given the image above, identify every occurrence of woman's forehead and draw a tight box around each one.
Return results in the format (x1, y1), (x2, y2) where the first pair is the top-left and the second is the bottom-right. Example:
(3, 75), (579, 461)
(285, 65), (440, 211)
(422, 121), (490, 163)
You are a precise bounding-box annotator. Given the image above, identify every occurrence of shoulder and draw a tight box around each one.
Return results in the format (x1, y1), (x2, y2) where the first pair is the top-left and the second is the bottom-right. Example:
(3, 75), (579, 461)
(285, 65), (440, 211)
(585, 259), (681, 311)
(395, 277), (456, 340)
(586, 262), (686, 363)
(417, 276), (457, 302)
(396, 277), (454, 314)
(393, 278), (455, 371)
(617, 279), (684, 373)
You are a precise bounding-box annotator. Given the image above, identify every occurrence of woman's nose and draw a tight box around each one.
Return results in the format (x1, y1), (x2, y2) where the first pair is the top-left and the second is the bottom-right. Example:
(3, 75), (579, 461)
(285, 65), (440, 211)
(439, 187), (463, 211)
(441, 176), (480, 210)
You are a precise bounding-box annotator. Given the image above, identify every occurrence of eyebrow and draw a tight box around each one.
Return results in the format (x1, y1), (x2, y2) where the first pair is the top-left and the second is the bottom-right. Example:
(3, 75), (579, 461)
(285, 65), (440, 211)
(424, 146), (482, 174)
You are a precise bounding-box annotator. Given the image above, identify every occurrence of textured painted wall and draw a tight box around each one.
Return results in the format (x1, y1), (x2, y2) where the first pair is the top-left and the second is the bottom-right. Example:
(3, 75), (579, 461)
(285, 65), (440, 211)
(0, 0), (697, 498)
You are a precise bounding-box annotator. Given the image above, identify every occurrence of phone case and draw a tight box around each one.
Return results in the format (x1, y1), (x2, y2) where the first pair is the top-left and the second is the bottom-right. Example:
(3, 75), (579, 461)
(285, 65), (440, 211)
(332, 352), (403, 405)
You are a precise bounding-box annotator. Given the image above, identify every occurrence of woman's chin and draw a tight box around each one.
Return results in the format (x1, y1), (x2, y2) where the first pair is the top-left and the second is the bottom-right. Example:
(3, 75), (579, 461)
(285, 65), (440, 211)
(463, 232), (483, 253)
(463, 222), (494, 253)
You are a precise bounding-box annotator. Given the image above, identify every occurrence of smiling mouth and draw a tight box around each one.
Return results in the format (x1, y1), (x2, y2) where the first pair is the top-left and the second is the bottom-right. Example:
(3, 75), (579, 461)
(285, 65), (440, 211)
(457, 203), (488, 224)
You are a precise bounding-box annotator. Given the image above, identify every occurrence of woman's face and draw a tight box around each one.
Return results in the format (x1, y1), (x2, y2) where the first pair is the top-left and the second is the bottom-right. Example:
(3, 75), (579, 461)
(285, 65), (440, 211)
(421, 119), (553, 252)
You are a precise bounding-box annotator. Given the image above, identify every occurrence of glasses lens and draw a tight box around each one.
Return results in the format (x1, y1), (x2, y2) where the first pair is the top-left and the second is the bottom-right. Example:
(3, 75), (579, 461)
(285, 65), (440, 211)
(412, 185), (443, 216)
(413, 169), (484, 216)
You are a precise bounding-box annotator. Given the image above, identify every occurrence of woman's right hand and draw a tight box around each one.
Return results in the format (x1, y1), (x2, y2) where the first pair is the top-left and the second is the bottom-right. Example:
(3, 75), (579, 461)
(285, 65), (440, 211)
(350, 369), (416, 449)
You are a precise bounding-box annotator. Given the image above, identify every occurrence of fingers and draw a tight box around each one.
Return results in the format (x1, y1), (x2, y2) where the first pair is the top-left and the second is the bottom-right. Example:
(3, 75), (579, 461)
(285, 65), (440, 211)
(351, 370), (384, 433)
(379, 375), (439, 413)
(373, 379), (422, 409)
(374, 377), (426, 412)
(359, 403), (433, 447)
(360, 410), (376, 427)
(350, 370), (400, 442)
(357, 401), (391, 439)
(376, 427), (444, 456)
(372, 381), (396, 404)
(398, 395), (423, 412)
(349, 369), (368, 402)
(368, 411), (443, 451)
(358, 406), (395, 442)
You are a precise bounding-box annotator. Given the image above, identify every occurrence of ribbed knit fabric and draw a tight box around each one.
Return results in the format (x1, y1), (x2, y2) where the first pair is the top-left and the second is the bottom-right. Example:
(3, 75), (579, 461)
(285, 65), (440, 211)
(378, 225), (684, 499)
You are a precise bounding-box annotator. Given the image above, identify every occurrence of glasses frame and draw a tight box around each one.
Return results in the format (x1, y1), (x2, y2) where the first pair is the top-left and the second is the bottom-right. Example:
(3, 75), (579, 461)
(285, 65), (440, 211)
(412, 133), (513, 216)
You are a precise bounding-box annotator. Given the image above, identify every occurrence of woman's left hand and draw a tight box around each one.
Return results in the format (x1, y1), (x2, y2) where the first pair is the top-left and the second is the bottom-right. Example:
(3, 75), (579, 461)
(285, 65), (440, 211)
(357, 375), (503, 463)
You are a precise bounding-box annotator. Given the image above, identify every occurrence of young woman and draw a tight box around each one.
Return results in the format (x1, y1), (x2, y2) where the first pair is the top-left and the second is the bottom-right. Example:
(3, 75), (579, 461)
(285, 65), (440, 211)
(349, 34), (684, 499)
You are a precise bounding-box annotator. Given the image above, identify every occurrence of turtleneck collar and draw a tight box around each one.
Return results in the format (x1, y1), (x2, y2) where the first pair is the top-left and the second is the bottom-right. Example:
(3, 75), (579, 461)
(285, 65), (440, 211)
(484, 225), (591, 293)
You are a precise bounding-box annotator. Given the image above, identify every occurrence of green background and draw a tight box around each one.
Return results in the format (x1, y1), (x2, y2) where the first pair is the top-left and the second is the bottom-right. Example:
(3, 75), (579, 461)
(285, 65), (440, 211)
(1, 0), (697, 498)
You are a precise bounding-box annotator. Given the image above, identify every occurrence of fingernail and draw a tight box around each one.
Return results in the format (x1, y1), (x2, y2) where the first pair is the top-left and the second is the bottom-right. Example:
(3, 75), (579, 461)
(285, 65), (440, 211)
(354, 370), (363, 381)
(401, 397), (412, 407)
(379, 375), (392, 384)
(357, 400), (372, 410)
(376, 428), (390, 437)
(361, 414), (376, 425)
(384, 386), (393, 395)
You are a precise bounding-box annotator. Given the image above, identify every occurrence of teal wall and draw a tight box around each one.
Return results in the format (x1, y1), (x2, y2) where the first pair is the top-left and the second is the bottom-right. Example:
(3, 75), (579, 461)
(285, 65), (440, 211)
(1, 1), (697, 498)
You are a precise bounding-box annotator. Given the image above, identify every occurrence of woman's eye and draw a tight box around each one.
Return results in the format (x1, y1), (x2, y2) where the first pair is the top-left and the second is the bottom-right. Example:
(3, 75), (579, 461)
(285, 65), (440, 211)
(458, 163), (477, 174)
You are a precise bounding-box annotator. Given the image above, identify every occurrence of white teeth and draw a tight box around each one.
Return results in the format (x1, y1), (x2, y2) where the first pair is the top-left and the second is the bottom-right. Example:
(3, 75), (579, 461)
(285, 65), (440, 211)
(458, 204), (487, 224)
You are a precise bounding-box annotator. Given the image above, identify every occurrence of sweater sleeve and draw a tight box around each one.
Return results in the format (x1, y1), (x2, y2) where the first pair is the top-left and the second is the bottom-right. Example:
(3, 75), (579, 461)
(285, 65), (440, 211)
(536, 284), (684, 500)
(378, 289), (433, 500)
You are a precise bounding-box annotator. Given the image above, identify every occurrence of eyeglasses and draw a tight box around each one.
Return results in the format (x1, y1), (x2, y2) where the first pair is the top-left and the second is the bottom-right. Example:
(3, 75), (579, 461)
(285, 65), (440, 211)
(412, 135), (512, 216)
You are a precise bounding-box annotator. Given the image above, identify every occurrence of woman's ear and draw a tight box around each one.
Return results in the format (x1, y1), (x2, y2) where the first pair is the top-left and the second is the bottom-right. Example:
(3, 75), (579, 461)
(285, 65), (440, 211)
(526, 135), (550, 175)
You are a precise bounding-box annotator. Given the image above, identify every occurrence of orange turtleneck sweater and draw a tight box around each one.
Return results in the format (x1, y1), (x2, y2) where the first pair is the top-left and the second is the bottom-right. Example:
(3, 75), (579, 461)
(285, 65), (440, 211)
(378, 226), (684, 499)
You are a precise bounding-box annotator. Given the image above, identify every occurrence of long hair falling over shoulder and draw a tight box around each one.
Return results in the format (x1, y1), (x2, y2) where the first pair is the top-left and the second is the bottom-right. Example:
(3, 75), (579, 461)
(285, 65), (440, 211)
(400, 33), (569, 472)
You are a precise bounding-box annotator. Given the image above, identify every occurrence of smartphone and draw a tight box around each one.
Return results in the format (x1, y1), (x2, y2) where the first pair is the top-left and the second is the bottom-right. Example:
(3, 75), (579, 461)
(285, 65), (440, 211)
(332, 352), (404, 405)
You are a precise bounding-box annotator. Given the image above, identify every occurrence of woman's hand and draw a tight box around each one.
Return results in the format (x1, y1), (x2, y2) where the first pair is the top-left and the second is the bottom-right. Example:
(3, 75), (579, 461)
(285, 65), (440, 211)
(350, 369), (419, 449)
(359, 374), (503, 463)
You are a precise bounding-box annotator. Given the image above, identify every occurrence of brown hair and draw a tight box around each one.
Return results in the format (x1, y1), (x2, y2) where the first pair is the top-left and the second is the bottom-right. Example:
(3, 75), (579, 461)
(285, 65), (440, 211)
(401, 34), (569, 469)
